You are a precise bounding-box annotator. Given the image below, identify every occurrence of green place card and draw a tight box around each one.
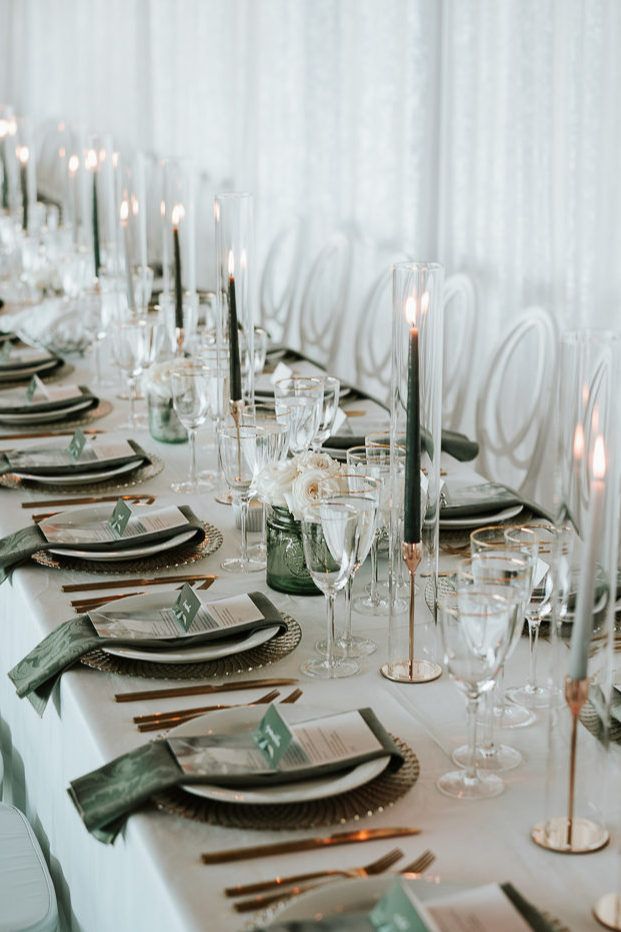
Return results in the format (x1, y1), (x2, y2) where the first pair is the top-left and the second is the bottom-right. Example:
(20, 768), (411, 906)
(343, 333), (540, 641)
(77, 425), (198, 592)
(172, 583), (201, 632)
(369, 879), (433, 931)
(0, 340), (12, 361)
(25, 375), (38, 401)
(253, 704), (294, 768)
(67, 428), (87, 460)
(108, 499), (132, 537)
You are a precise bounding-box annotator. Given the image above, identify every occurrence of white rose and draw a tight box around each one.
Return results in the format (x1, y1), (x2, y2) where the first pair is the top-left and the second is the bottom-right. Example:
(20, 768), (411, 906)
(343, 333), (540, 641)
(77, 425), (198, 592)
(295, 450), (341, 475)
(254, 460), (298, 508)
(144, 361), (176, 400)
(284, 468), (329, 520)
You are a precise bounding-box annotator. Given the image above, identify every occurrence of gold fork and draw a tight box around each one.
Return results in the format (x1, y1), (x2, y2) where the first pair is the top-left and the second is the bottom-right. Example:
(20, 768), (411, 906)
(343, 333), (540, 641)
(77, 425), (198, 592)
(399, 849), (436, 876)
(136, 688), (281, 733)
(232, 847), (404, 912)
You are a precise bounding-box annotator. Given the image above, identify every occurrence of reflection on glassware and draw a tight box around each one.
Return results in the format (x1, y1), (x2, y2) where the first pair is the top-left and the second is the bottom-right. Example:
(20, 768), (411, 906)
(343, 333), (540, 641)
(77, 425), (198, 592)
(170, 360), (211, 493)
(312, 376), (340, 451)
(437, 590), (515, 799)
(300, 500), (360, 679)
(110, 320), (147, 429)
(219, 424), (265, 574)
(274, 376), (324, 454)
(240, 327), (268, 378)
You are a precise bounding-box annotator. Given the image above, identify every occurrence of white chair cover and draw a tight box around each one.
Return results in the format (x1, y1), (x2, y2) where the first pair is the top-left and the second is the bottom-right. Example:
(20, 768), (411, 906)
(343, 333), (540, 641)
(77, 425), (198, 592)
(0, 803), (58, 932)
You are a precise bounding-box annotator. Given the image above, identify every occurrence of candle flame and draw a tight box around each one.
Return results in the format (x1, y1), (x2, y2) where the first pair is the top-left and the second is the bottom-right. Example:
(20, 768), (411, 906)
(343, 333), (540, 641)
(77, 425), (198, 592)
(86, 149), (97, 171)
(68, 154), (79, 174)
(420, 291), (430, 315)
(573, 423), (584, 461)
(16, 146), (29, 165)
(98, 148), (106, 163)
(593, 435), (606, 480)
(405, 296), (416, 326)
(159, 199), (166, 218)
(228, 250), (235, 278)
(0, 119), (8, 138)
(131, 194), (139, 216)
(171, 203), (184, 227)
(120, 199), (129, 223)
(112, 151), (119, 168)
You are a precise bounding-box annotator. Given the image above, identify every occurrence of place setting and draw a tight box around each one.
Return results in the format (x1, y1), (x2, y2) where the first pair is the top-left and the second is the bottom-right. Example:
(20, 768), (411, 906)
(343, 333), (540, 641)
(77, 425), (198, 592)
(0, 373), (111, 431)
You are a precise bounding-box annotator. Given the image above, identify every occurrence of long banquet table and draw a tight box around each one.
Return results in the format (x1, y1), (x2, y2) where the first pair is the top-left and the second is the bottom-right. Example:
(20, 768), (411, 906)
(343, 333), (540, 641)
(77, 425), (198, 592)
(0, 349), (618, 932)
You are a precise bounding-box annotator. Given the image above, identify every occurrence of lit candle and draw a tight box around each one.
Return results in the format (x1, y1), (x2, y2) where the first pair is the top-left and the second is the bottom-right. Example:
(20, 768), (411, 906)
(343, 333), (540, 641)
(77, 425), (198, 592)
(0, 119), (8, 210)
(569, 434), (606, 680)
(171, 204), (184, 334)
(228, 250), (242, 402)
(120, 199), (136, 314)
(403, 293), (424, 543)
(86, 149), (100, 278)
(17, 145), (29, 232)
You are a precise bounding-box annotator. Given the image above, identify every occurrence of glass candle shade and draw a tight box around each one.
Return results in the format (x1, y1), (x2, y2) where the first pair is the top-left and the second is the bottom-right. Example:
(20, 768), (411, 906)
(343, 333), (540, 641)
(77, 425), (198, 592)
(14, 117), (38, 234)
(160, 157), (197, 346)
(85, 134), (120, 279)
(0, 106), (18, 213)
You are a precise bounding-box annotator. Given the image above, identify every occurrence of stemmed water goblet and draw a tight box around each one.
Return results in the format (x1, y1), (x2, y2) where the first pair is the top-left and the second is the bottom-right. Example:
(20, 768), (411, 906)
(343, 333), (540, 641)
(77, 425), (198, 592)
(218, 424), (265, 574)
(300, 500), (359, 679)
(436, 589), (516, 799)
(170, 361), (211, 493)
(311, 376), (340, 451)
(504, 523), (557, 709)
(274, 377), (324, 454)
(316, 474), (380, 659)
(110, 319), (147, 430)
(452, 552), (532, 773)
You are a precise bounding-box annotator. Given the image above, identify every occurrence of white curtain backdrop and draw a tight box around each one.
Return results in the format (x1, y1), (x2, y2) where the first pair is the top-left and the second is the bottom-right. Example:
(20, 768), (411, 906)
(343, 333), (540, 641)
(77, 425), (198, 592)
(1, 0), (620, 487)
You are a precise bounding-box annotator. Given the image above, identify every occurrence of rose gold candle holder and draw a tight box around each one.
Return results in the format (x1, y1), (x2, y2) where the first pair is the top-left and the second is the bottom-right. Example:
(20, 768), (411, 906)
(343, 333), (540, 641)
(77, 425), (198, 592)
(380, 541), (442, 684)
(531, 676), (609, 854)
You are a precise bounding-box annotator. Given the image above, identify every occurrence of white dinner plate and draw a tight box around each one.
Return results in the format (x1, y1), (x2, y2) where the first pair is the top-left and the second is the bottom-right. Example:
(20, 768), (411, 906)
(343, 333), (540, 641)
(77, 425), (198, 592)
(0, 398), (92, 424)
(15, 458), (142, 486)
(0, 358), (58, 381)
(49, 527), (196, 561)
(439, 503), (523, 529)
(171, 705), (391, 806)
(267, 877), (463, 925)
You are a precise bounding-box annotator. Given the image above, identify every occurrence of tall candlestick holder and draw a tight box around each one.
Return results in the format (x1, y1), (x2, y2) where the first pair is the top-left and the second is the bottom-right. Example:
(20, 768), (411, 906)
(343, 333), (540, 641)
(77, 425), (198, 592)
(381, 261), (444, 684)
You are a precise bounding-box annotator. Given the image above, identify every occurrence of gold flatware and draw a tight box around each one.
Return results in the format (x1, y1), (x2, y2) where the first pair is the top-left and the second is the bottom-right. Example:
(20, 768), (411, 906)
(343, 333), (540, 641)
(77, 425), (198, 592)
(0, 428), (104, 442)
(71, 579), (214, 611)
(23, 493), (155, 509)
(400, 849), (436, 876)
(62, 573), (217, 593)
(344, 410), (366, 418)
(136, 688), (281, 733)
(226, 846), (404, 898)
(134, 686), (303, 727)
(232, 848), (404, 911)
(201, 827), (421, 864)
(115, 676), (299, 703)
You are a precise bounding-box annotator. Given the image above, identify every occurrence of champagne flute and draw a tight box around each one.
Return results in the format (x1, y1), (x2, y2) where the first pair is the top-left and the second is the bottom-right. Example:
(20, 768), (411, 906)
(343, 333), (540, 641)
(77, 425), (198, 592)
(300, 499), (360, 678)
(110, 320), (147, 429)
(170, 361), (211, 493)
(316, 474), (380, 658)
(311, 376), (340, 451)
(218, 424), (264, 573)
(437, 590), (516, 799)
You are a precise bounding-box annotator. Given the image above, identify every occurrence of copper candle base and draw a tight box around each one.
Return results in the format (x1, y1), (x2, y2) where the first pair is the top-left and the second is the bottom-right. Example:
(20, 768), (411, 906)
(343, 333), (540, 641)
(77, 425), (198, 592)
(380, 541), (442, 685)
(531, 676), (609, 854)
(594, 894), (621, 929)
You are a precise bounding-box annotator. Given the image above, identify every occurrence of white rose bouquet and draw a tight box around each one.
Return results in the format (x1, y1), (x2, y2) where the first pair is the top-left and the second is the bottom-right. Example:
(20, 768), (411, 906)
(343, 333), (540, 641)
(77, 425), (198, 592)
(254, 450), (346, 520)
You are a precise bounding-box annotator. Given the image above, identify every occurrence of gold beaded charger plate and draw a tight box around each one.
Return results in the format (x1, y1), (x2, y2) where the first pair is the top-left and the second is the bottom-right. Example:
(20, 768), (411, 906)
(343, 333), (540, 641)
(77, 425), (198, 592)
(0, 448), (163, 493)
(80, 611), (301, 680)
(31, 520), (222, 576)
(152, 734), (419, 830)
(0, 398), (112, 435)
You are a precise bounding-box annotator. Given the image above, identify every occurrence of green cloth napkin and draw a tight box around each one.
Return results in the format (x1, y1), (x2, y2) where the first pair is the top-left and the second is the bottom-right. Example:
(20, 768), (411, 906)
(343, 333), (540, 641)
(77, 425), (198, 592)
(0, 438), (149, 478)
(261, 883), (556, 932)
(0, 503), (204, 585)
(8, 592), (286, 715)
(323, 429), (479, 463)
(0, 384), (98, 415)
(68, 708), (404, 844)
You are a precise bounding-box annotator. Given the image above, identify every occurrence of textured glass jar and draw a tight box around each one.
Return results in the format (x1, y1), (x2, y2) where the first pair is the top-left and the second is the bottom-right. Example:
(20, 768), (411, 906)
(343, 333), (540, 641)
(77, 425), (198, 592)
(266, 505), (320, 596)
(147, 394), (187, 443)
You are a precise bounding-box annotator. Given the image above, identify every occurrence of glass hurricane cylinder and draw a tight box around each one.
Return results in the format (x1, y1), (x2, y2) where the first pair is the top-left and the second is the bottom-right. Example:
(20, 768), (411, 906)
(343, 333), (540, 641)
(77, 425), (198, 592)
(533, 329), (621, 855)
(14, 117), (38, 234)
(85, 134), (120, 280)
(160, 158), (198, 350)
(0, 106), (18, 214)
(382, 261), (444, 684)
(214, 192), (255, 403)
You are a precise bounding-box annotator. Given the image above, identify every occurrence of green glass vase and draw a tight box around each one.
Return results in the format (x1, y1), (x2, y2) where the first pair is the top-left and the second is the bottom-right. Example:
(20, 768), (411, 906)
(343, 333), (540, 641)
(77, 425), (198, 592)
(266, 505), (321, 596)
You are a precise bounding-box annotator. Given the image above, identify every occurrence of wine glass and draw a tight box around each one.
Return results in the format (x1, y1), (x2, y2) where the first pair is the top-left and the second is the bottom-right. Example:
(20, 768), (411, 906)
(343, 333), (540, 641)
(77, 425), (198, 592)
(316, 474), (380, 658)
(300, 500), (359, 679)
(170, 361), (211, 493)
(218, 424), (264, 573)
(311, 376), (340, 451)
(504, 523), (557, 709)
(110, 320), (147, 429)
(436, 589), (516, 799)
(452, 553), (532, 773)
(274, 377), (324, 454)
(470, 524), (537, 729)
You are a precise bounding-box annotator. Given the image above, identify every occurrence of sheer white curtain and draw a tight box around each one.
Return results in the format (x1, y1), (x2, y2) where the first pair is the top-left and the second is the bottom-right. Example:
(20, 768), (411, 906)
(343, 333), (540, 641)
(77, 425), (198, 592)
(1, 0), (620, 429)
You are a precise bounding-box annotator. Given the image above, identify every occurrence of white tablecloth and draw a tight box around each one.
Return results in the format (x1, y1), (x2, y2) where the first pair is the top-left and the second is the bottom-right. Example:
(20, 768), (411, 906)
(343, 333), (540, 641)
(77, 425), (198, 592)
(0, 352), (618, 932)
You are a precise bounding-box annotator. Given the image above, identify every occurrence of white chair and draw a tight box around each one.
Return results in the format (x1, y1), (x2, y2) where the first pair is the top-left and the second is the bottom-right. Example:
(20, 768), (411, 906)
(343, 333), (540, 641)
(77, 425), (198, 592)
(442, 273), (477, 430)
(258, 218), (305, 344)
(298, 231), (352, 370)
(0, 803), (58, 931)
(475, 305), (558, 499)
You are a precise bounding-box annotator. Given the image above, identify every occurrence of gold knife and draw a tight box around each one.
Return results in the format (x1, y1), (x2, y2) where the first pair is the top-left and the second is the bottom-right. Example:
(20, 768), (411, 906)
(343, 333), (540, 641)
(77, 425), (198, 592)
(62, 573), (217, 593)
(201, 828), (421, 864)
(0, 428), (104, 442)
(23, 493), (155, 509)
(115, 676), (299, 703)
